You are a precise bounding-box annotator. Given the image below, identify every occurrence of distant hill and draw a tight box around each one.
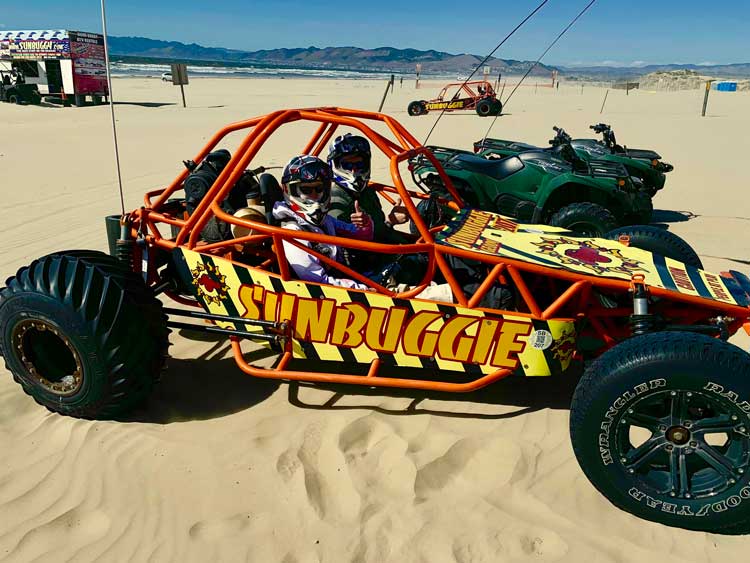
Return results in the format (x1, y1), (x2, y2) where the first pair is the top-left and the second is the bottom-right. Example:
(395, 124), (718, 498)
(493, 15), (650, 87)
(108, 36), (558, 76)
(561, 63), (750, 80)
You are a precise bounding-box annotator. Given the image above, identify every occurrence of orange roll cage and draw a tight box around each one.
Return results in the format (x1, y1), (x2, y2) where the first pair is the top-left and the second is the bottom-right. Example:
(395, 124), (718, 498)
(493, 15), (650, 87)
(131, 107), (750, 393)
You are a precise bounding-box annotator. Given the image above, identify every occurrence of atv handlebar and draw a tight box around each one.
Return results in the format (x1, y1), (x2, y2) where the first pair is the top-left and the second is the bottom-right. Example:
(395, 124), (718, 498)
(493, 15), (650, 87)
(549, 126), (572, 147)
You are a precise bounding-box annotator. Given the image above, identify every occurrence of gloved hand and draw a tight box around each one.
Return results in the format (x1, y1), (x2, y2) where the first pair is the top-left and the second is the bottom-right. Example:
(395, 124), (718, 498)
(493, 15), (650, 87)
(386, 197), (409, 226)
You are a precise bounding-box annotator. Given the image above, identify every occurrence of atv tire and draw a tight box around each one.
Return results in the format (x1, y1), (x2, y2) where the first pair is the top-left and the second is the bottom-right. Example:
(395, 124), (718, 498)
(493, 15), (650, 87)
(408, 101), (426, 116)
(604, 225), (703, 269)
(549, 202), (617, 236)
(490, 99), (503, 115)
(0, 251), (169, 418)
(475, 99), (493, 117)
(570, 331), (750, 533)
(8, 93), (19, 105)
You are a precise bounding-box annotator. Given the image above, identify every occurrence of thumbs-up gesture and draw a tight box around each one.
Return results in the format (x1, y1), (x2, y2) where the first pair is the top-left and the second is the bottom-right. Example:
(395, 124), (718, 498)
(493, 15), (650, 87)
(350, 200), (372, 229)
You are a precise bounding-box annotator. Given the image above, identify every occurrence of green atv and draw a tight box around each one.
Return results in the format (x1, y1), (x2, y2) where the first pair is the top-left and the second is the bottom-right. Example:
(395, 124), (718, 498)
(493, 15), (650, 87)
(474, 124), (673, 197)
(409, 142), (654, 236)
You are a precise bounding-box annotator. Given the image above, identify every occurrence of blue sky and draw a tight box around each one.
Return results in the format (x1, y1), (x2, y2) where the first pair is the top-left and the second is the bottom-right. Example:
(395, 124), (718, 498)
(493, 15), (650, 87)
(1, 0), (748, 66)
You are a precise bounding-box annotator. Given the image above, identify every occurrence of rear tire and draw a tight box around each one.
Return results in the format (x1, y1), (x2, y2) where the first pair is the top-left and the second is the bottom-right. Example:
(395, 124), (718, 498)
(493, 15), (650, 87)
(8, 93), (19, 105)
(548, 202), (617, 236)
(0, 251), (169, 418)
(570, 332), (750, 533)
(408, 101), (426, 116)
(475, 99), (493, 117)
(604, 225), (703, 269)
(490, 99), (503, 115)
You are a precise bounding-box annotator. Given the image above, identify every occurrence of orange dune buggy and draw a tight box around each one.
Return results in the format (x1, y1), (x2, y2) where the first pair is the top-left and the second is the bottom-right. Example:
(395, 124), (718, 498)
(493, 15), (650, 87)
(2, 108), (750, 533)
(408, 80), (502, 117)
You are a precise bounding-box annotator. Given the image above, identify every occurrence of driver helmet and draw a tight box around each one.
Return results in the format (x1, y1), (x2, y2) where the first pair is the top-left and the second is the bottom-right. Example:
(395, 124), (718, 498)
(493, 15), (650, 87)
(327, 133), (371, 193)
(281, 155), (332, 226)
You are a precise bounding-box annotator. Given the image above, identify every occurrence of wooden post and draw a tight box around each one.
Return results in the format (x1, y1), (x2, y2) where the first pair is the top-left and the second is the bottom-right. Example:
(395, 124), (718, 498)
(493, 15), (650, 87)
(390, 74), (395, 94)
(600, 89), (609, 114)
(702, 80), (712, 117)
(416, 63), (422, 89)
(581, 84), (584, 95)
(378, 76), (393, 112)
(626, 82), (630, 96)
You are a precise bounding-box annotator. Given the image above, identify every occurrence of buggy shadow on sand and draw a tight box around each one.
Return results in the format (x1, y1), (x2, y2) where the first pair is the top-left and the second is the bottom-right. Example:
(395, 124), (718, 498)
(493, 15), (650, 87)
(2, 108), (750, 533)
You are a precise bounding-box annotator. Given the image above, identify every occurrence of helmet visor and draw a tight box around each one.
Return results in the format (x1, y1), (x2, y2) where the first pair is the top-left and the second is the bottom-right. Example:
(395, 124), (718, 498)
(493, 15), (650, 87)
(339, 154), (368, 175)
(297, 181), (327, 199)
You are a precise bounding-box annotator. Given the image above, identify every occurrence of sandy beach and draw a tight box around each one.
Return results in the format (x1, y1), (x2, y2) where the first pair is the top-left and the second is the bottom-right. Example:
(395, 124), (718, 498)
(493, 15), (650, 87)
(1, 77), (749, 562)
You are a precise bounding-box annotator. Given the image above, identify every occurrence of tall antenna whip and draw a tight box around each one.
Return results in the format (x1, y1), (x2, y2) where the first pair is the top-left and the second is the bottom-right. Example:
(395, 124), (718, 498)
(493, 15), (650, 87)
(481, 0), (598, 144)
(423, 0), (551, 145)
(100, 0), (126, 215)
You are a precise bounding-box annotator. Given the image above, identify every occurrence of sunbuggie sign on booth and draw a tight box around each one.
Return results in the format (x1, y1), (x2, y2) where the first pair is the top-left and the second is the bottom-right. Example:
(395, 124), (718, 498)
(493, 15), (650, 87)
(1, 31), (71, 60)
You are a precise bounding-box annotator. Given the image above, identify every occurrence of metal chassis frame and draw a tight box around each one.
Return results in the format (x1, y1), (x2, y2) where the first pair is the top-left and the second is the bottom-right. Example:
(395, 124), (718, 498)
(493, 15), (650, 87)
(131, 107), (749, 393)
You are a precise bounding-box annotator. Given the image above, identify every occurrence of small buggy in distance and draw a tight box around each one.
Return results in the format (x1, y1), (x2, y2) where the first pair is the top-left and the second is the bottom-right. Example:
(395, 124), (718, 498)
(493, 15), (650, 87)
(408, 80), (502, 117)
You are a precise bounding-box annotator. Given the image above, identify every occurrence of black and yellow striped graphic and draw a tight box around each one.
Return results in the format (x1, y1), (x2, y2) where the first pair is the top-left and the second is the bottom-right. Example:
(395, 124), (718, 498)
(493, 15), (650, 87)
(177, 248), (577, 377)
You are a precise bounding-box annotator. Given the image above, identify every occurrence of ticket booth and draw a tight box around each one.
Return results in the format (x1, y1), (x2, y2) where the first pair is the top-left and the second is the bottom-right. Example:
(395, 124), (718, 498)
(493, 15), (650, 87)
(0, 30), (109, 105)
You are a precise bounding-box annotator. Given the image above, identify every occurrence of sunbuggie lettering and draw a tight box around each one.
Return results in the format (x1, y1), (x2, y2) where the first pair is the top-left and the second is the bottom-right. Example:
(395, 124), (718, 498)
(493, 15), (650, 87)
(426, 101), (465, 110)
(237, 284), (531, 368)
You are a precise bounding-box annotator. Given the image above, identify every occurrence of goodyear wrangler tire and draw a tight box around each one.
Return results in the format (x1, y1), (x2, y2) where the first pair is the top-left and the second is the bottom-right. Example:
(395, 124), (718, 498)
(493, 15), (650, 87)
(0, 251), (169, 418)
(570, 332), (750, 533)
(549, 202), (617, 236)
(408, 101), (426, 116)
(604, 225), (703, 269)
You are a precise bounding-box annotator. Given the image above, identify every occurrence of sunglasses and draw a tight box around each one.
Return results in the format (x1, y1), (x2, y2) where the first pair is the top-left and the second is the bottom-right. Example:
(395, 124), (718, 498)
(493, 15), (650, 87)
(298, 182), (327, 196)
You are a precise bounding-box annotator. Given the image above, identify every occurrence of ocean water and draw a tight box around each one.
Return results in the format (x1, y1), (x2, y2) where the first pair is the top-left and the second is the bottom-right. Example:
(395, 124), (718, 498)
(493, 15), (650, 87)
(109, 61), (410, 80)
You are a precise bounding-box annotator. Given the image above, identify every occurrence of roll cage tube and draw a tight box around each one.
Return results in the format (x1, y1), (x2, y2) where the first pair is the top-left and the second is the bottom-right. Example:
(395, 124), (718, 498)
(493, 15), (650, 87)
(146, 107), (464, 242)
(435, 81), (496, 101)
(140, 107), (465, 292)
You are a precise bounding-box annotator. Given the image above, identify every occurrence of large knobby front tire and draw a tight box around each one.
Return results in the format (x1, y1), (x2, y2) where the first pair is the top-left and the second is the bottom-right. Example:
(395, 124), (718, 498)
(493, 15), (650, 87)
(604, 225), (703, 269)
(475, 99), (493, 117)
(549, 202), (618, 236)
(570, 332), (750, 533)
(407, 101), (426, 116)
(0, 251), (169, 419)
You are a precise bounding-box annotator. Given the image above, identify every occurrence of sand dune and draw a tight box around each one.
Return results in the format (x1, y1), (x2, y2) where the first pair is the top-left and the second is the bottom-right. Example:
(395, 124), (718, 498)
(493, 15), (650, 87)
(1, 78), (749, 562)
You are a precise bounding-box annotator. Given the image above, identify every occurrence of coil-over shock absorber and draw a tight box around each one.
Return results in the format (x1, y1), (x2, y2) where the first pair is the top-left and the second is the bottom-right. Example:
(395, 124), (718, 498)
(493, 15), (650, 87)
(115, 214), (135, 269)
(629, 275), (658, 335)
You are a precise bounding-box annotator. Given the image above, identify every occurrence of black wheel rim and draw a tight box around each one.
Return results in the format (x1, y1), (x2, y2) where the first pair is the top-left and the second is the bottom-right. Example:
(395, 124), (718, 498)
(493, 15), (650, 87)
(11, 319), (83, 396)
(614, 389), (750, 500)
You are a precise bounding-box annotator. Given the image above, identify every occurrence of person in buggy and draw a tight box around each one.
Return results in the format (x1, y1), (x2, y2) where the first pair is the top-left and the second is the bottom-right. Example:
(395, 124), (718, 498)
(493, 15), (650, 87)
(327, 133), (410, 243)
(273, 155), (374, 289)
(326, 133), (434, 285)
(325, 134), (514, 307)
